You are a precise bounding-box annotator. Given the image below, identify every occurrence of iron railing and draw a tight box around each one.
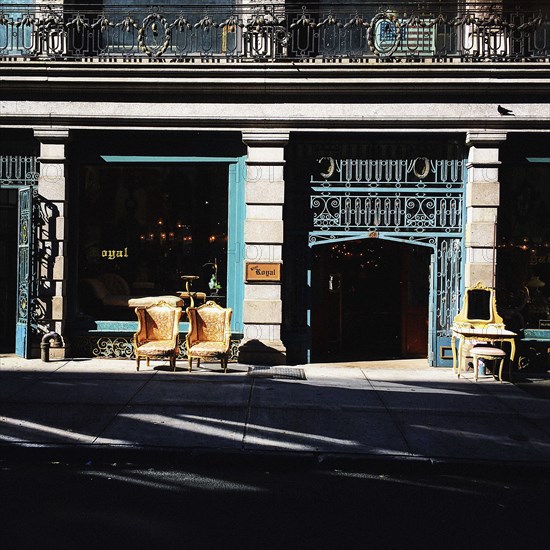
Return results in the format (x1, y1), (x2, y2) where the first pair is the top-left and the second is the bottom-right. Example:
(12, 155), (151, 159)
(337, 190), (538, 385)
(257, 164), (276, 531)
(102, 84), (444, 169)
(0, 2), (549, 62)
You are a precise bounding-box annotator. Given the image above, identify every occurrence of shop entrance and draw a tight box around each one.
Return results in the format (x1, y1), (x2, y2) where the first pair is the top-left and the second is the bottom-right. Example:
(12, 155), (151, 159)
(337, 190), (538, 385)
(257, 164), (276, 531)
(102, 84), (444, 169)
(311, 238), (430, 362)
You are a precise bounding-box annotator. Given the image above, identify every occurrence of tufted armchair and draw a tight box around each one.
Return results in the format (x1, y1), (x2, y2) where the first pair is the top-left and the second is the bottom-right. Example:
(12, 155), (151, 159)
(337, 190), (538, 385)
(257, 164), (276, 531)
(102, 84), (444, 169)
(186, 301), (232, 373)
(133, 303), (183, 371)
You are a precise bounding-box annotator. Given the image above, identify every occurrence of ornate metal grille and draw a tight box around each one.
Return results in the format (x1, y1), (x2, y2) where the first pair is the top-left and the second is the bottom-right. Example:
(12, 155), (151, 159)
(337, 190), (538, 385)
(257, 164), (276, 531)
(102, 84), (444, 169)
(310, 158), (464, 242)
(0, 156), (39, 186)
(67, 335), (241, 362)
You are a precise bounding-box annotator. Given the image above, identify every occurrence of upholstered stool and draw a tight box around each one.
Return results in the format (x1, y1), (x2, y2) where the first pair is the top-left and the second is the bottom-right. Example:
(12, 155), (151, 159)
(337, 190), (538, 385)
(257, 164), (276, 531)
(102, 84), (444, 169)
(470, 346), (507, 382)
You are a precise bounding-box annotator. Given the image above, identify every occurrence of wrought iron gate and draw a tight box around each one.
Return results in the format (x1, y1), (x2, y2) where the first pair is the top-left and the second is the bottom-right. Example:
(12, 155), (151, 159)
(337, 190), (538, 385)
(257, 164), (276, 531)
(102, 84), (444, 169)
(15, 187), (35, 357)
(308, 157), (465, 366)
(1, 155), (39, 357)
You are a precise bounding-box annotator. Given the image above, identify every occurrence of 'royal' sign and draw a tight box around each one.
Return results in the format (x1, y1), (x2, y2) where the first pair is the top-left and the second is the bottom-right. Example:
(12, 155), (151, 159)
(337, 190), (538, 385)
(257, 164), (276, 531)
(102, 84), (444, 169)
(245, 263), (281, 282)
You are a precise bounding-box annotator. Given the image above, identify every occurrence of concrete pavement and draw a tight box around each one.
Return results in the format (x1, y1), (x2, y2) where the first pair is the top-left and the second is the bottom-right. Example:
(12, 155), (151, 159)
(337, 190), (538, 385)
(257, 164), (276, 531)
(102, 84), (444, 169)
(1, 355), (550, 468)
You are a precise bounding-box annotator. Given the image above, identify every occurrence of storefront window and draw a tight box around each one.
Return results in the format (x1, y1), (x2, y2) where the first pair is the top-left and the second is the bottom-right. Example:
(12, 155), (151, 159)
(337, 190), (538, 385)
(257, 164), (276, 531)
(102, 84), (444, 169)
(497, 159), (550, 331)
(78, 164), (229, 320)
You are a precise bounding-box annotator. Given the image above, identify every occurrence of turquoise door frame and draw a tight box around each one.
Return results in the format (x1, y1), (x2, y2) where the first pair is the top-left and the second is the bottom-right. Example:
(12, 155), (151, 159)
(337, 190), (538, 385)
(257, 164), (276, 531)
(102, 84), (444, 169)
(15, 187), (34, 357)
(94, 155), (246, 334)
(226, 156), (246, 333)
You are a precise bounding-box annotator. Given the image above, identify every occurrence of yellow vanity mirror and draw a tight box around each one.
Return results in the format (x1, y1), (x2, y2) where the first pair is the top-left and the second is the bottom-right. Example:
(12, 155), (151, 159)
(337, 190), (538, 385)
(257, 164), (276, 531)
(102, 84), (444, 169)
(453, 282), (504, 329)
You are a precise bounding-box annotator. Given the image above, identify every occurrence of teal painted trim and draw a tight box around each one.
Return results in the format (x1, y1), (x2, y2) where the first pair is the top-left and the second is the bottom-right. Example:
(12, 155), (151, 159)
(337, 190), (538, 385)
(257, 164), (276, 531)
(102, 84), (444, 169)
(428, 248), (436, 366)
(309, 232), (461, 248)
(522, 329), (550, 341)
(527, 158), (550, 163)
(101, 156), (238, 163)
(460, 151), (468, 298)
(226, 156), (246, 333)
(0, 184), (33, 189)
(93, 321), (137, 332)
(90, 320), (191, 332)
(374, 234), (436, 249)
(306, 266), (312, 364)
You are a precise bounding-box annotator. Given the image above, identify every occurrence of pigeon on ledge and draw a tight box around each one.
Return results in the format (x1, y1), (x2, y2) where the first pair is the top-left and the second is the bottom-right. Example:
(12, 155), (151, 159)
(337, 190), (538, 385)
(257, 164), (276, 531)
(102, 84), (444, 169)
(497, 105), (514, 116)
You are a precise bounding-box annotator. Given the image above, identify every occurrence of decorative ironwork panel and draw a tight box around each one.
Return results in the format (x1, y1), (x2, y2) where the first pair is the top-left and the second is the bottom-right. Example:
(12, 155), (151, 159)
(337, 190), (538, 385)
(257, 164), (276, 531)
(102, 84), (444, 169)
(436, 237), (462, 337)
(310, 157), (464, 243)
(67, 335), (241, 362)
(93, 336), (134, 358)
(0, 156), (39, 187)
(0, 4), (548, 62)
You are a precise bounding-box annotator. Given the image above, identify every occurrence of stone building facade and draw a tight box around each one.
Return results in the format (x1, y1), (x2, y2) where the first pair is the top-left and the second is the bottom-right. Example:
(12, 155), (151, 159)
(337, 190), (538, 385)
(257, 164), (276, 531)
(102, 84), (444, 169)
(1, 1), (549, 367)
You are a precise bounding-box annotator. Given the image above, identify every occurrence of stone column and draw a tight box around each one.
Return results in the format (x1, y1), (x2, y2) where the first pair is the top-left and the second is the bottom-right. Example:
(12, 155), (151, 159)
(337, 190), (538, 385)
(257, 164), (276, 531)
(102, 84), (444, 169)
(34, 127), (70, 358)
(465, 131), (507, 288)
(239, 131), (289, 365)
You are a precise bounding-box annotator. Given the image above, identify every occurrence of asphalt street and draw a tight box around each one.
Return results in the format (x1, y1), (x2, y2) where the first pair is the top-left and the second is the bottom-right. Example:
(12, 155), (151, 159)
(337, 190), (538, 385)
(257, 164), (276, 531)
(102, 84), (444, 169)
(1, 461), (550, 550)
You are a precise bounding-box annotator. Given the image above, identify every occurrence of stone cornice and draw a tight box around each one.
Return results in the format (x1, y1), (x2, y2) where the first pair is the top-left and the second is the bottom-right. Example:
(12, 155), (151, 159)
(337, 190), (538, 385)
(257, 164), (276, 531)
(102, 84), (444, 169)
(1, 61), (550, 97)
(1, 62), (550, 132)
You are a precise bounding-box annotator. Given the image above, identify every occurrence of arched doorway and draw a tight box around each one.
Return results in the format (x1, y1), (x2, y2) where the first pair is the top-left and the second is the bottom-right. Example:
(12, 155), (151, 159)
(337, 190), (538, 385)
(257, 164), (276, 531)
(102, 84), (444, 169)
(311, 238), (431, 362)
(305, 151), (467, 367)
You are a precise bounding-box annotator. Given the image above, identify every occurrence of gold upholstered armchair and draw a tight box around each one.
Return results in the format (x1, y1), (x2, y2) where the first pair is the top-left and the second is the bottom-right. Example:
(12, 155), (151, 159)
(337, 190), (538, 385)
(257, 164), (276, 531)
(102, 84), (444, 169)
(186, 301), (232, 373)
(133, 303), (183, 371)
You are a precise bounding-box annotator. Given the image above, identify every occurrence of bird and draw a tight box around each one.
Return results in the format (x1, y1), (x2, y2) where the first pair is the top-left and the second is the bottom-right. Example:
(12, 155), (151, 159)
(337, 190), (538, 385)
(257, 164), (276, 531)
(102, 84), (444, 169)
(497, 105), (514, 116)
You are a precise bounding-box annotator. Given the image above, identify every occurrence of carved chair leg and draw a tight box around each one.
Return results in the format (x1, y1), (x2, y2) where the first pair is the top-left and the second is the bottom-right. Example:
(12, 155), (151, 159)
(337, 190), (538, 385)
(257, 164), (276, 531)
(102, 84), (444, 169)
(136, 356), (140, 371)
(197, 358), (201, 369)
(188, 357), (192, 372)
(146, 357), (150, 367)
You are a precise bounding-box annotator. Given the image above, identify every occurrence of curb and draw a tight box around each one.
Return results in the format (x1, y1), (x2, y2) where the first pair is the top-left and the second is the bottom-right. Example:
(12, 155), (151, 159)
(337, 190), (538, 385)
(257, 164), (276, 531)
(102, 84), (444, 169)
(2, 443), (550, 477)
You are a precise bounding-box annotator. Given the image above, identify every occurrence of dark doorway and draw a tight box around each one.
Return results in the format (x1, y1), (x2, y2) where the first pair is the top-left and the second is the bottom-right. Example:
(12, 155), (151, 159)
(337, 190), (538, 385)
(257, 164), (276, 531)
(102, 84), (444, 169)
(311, 239), (430, 362)
(0, 188), (18, 352)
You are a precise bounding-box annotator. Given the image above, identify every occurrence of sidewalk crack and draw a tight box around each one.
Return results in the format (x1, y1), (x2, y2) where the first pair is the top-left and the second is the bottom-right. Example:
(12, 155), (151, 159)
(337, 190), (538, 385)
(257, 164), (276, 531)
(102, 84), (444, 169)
(90, 371), (158, 444)
(241, 378), (255, 450)
(361, 368), (414, 456)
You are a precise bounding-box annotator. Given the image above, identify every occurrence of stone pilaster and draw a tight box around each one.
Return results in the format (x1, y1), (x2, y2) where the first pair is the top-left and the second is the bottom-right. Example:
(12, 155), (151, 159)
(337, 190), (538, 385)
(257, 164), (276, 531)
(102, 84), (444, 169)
(34, 127), (70, 358)
(465, 131), (507, 288)
(239, 130), (289, 365)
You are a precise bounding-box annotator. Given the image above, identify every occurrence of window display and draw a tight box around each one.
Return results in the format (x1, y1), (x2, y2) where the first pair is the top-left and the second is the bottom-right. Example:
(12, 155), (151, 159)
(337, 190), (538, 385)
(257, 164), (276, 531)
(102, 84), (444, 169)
(78, 164), (228, 320)
(497, 160), (550, 331)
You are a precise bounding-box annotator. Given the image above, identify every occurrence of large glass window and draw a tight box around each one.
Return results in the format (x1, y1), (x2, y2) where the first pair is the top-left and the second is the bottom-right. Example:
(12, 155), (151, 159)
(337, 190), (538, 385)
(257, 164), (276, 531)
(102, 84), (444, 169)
(78, 163), (229, 320)
(497, 157), (550, 332)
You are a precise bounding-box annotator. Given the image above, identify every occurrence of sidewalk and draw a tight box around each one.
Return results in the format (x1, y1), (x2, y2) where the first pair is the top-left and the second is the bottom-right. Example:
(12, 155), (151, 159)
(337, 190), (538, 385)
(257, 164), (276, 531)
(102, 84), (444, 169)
(1, 355), (550, 469)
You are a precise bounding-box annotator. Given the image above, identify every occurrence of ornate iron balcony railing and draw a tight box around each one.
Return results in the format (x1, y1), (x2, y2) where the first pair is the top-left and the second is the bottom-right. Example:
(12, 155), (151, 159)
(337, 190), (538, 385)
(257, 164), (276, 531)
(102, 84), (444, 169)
(0, 2), (549, 62)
